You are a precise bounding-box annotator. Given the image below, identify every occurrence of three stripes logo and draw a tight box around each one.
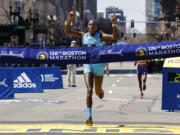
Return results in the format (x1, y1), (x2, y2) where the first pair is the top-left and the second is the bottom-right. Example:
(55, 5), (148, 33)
(13, 72), (36, 88)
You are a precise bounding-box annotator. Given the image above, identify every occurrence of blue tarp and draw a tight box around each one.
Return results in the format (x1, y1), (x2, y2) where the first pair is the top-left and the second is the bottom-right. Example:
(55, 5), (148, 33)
(0, 40), (180, 64)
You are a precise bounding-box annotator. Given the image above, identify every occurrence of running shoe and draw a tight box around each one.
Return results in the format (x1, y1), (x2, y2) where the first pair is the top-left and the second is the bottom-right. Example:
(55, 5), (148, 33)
(86, 118), (93, 126)
(140, 93), (144, 99)
(99, 89), (104, 99)
(72, 85), (76, 87)
(143, 84), (146, 91)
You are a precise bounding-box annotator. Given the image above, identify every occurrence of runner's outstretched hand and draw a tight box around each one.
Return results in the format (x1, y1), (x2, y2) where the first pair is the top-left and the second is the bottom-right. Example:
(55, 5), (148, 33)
(111, 13), (117, 24)
(68, 8), (75, 21)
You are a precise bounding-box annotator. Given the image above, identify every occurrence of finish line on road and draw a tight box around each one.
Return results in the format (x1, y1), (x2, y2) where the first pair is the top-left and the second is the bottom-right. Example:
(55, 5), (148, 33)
(0, 124), (179, 134)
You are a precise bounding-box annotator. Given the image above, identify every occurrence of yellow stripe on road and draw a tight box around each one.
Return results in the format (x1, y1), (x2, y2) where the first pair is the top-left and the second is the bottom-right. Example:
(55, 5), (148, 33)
(105, 98), (129, 102)
(0, 124), (179, 134)
(104, 98), (153, 103)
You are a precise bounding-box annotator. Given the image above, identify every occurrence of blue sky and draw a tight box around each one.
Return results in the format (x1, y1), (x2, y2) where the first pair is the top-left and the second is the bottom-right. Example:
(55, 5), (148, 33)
(97, 0), (146, 33)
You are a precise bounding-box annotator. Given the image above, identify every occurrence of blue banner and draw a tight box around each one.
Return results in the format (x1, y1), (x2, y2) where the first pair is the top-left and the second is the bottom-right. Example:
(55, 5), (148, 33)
(0, 40), (180, 64)
(12, 67), (43, 93)
(91, 40), (180, 63)
(0, 47), (90, 64)
(0, 68), (14, 99)
(38, 67), (63, 89)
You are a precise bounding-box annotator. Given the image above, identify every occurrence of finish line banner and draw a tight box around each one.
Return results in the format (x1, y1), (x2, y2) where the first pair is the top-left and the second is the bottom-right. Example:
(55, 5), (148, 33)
(0, 40), (180, 64)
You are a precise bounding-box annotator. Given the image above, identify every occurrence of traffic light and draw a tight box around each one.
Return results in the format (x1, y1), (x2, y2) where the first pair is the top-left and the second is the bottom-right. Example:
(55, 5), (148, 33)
(131, 20), (134, 28)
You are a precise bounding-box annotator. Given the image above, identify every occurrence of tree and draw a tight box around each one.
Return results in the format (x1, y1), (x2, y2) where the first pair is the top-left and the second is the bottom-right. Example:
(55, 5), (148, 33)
(125, 26), (147, 44)
(0, 0), (11, 24)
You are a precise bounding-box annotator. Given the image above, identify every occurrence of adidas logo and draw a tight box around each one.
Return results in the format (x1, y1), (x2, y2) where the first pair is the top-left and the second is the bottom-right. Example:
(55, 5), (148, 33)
(13, 72), (36, 88)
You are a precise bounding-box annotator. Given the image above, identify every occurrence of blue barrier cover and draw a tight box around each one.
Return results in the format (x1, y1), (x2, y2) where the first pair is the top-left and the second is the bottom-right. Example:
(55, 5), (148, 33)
(162, 68), (180, 110)
(0, 68), (14, 99)
(12, 67), (43, 93)
(0, 40), (180, 64)
(38, 67), (63, 89)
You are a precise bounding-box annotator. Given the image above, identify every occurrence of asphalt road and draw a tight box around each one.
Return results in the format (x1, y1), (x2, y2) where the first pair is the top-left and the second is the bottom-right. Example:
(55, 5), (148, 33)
(0, 62), (180, 134)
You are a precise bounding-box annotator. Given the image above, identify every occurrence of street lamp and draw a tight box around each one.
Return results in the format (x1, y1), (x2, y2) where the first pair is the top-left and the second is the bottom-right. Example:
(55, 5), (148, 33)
(47, 15), (57, 46)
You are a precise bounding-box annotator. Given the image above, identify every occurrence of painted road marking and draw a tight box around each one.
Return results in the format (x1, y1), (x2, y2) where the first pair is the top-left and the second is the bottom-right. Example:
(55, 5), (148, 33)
(104, 98), (153, 102)
(133, 129), (174, 133)
(0, 129), (18, 131)
(79, 97), (153, 103)
(105, 129), (121, 133)
(26, 129), (42, 132)
(127, 74), (134, 77)
(83, 129), (98, 132)
(0, 99), (65, 104)
(110, 74), (161, 78)
(48, 129), (63, 132)
(0, 124), (179, 134)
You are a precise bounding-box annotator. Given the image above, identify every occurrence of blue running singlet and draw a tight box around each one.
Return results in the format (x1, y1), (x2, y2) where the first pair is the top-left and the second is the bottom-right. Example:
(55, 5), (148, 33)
(82, 32), (105, 76)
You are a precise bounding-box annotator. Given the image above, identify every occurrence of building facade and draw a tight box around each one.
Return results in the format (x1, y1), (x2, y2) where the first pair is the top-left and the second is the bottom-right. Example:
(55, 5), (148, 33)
(146, 0), (161, 34)
(105, 6), (126, 27)
(0, 0), (97, 46)
(84, 0), (97, 19)
(160, 0), (180, 40)
(97, 11), (104, 19)
(105, 6), (126, 39)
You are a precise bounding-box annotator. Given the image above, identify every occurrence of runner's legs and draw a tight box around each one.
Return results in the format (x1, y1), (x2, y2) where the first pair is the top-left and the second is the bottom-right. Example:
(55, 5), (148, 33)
(95, 76), (103, 97)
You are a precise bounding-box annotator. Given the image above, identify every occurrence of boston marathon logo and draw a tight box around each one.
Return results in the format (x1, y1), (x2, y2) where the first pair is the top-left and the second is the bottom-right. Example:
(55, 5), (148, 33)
(36, 51), (49, 60)
(49, 50), (87, 60)
(13, 72), (36, 88)
(135, 47), (147, 56)
(148, 44), (180, 56)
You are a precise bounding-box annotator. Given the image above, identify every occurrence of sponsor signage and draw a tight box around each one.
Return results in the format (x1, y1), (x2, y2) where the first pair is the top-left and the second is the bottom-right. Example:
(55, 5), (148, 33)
(13, 72), (37, 89)
(0, 68), (14, 99)
(35, 47), (90, 64)
(38, 67), (63, 89)
(163, 57), (180, 68)
(0, 40), (180, 64)
(0, 67), (63, 98)
(162, 57), (180, 111)
(12, 68), (43, 93)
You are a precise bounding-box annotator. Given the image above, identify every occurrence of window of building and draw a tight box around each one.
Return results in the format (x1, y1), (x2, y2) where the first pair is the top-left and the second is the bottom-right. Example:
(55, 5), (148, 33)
(10, 0), (24, 18)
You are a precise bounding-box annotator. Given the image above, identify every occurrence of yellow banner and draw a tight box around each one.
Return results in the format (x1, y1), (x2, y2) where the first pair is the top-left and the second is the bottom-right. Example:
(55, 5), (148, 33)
(163, 57), (180, 68)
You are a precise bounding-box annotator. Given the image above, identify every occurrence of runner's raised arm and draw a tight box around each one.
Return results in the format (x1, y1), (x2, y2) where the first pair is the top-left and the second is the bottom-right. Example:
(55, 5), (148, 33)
(65, 10), (84, 38)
